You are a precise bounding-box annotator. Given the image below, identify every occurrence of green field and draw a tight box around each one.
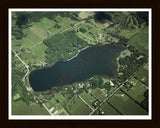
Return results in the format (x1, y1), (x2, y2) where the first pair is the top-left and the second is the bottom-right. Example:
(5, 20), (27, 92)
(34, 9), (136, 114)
(99, 102), (120, 115)
(122, 77), (147, 103)
(108, 90), (148, 115)
(79, 12), (94, 19)
(79, 91), (95, 108)
(134, 67), (148, 85)
(128, 27), (148, 55)
(12, 100), (49, 115)
(31, 17), (56, 30)
(12, 26), (48, 66)
(119, 27), (140, 39)
(90, 88), (106, 102)
(65, 95), (92, 115)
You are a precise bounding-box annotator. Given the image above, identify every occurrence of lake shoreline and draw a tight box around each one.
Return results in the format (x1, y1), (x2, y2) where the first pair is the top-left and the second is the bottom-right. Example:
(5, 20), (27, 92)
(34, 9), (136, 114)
(29, 43), (124, 91)
(65, 42), (112, 62)
(65, 45), (90, 61)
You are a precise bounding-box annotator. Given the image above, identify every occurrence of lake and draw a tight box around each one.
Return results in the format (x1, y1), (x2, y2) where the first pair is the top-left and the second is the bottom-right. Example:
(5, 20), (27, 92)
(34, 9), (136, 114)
(29, 44), (124, 91)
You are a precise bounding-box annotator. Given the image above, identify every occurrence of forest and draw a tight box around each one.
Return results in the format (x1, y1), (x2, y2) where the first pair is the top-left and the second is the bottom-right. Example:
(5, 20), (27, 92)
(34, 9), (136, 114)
(43, 30), (88, 65)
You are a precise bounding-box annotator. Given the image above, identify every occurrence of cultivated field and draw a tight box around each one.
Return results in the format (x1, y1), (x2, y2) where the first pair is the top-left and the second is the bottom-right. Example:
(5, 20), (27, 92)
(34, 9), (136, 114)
(122, 77), (147, 103)
(108, 90), (148, 115)
(66, 95), (92, 115)
(12, 100), (49, 115)
(127, 27), (148, 55)
(134, 67), (149, 85)
(99, 102), (120, 115)
(79, 91), (95, 108)
(90, 88), (106, 102)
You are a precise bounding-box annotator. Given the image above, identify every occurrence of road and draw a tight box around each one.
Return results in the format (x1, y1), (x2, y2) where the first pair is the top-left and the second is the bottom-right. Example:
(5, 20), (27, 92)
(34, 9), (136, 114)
(42, 103), (53, 115)
(12, 49), (52, 115)
(30, 41), (43, 48)
(12, 49), (29, 81)
(29, 20), (85, 49)
(89, 80), (129, 115)
(60, 20), (85, 33)
(11, 21), (87, 116)
(106, 83), (125, 100)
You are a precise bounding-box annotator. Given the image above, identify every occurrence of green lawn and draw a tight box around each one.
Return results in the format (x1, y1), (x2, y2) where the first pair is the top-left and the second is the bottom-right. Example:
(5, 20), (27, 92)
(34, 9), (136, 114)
(13, 94), (21, 100)
(119, 49), (132, 58)
(109, 90), (148, 115)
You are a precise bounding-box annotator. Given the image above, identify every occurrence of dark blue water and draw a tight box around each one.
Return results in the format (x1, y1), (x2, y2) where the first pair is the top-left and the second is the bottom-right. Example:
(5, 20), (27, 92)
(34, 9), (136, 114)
(29, 44), (124, 91)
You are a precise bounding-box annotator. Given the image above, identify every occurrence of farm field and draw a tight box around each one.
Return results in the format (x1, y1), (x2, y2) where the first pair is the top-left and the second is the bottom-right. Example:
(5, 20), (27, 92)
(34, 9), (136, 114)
(118, 28), (141, 39)
(12, 100), (49, 115)
(108, 90), (148, 115)
(134, 67), (149, 85)
(79, 91), (95, 108)
(64, 95), (92, 115)
(127, 27), (148, 55)
(97, 102), (120, 115)
(90, 88), (106, 102)
(122, 77), (147, 103)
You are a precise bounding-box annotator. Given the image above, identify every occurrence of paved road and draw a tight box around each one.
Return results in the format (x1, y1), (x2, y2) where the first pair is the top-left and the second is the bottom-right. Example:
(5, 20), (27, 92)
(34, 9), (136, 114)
(42, 103), (53, 115)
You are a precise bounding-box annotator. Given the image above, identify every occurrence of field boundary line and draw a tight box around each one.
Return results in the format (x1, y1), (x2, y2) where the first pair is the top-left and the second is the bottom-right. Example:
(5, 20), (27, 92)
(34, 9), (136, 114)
(78, 95), (94, 111)
(30, 41), (43, 49)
